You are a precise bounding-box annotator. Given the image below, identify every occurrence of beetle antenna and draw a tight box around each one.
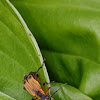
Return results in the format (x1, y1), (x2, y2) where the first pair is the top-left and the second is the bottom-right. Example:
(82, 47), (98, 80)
(51, 83), (67, 98)
(36, 58), (46, 73)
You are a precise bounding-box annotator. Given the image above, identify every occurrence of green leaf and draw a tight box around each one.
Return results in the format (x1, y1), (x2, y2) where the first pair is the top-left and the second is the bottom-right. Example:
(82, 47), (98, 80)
(0, 0), (49, 100)
(51, 83), (93, 100)
(10, 0), (100, 100)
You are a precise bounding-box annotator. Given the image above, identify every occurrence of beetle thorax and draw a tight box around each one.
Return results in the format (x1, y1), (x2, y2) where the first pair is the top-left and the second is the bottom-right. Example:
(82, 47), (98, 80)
(36, 91), (49, 100)
(41, 95), (49, 100)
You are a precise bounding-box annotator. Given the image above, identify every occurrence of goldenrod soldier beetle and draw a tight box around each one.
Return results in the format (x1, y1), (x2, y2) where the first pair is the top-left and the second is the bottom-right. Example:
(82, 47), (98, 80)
(23, 59), (67, 100)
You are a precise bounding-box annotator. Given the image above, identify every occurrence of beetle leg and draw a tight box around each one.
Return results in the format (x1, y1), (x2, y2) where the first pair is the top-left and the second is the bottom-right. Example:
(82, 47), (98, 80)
(42, 81), (54, 90)
(36, 73), (40, 83)
(42, 82), (45, 90)
(45, 87), (51, 94)
(42, 81), (48, 90)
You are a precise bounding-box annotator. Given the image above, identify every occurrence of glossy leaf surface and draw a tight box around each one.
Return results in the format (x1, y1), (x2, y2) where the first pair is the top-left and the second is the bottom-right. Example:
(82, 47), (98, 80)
(0, 0), (48, 100)
(10, 0), (100, 100)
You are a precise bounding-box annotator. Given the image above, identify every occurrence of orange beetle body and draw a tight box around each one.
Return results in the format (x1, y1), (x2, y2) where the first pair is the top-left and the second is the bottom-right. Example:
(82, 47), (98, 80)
(24, 73), (49, 100)
(23, 60), (67, 100)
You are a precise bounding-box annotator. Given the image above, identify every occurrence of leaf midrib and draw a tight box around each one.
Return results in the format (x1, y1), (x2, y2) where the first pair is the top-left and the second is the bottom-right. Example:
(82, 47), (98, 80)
(0, 91), (16, 100)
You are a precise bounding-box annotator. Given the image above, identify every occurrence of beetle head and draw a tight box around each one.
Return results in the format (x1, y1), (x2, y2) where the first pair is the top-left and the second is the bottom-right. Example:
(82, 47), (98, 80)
(41, 95), (49, 100)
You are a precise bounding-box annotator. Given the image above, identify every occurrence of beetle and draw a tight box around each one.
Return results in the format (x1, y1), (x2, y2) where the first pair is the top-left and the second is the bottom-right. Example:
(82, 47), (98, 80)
(23, 60), (67, 100)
